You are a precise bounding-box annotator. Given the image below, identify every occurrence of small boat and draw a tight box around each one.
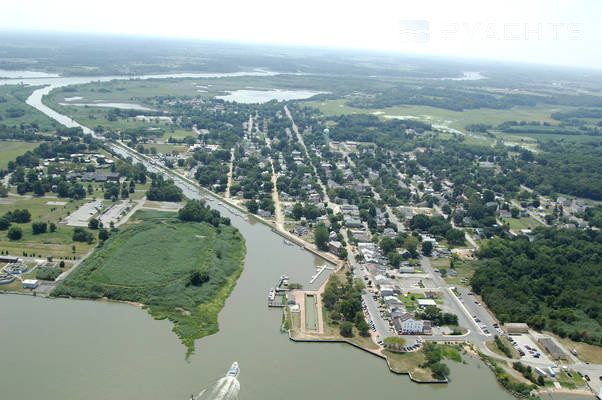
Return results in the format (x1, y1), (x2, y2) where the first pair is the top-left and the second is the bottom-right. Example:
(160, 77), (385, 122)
(283, 239), (293, 246)
(227, 361), (239, 378)
(268, 288), (275, 301)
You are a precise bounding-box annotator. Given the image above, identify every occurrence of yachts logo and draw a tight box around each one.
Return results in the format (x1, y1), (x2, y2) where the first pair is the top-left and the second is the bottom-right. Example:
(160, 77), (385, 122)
(399, 20), (430, 43)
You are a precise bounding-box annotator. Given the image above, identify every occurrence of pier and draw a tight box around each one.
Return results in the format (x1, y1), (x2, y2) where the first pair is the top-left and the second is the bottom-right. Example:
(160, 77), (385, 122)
(309, 265), (333, 284)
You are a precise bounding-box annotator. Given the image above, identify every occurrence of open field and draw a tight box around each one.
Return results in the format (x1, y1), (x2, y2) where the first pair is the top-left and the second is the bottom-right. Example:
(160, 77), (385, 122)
(0, 140), (39, 169)
(141, 143), (188, 154)
(501, 216), (542, 230)
(548, 332), (602, 364)
(52, 210), (246, 356)
(0, 85), (58, 130)
(0, 196), (99, 258)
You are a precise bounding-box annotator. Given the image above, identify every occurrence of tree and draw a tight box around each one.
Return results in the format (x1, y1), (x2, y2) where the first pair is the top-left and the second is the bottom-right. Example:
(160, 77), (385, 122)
(73, 227), (94, 243)
(188, 269), (210, 286)
(292, 202), (304, 220)
(88, 218), (100, 230)
(422, 241), (433, 256)
(430, 362), (450, 379)
(98, 228), (109, 241)
(49, 222), (57, 232)
(403, 236), (419, 257)
(0, 215), (10, 230)
(355, 312), (370, 336)
(32, 222), (47, 235)
(11, 209), (31, 223)
(245, 200), (259, 214)
(7, 226), (22, 240)
(314, 223), (329, 251)
(339, 321), (354, 337)
(383, 336), (407, 351)
(510, 207), (520, 218)
(445, 228), (466, 246)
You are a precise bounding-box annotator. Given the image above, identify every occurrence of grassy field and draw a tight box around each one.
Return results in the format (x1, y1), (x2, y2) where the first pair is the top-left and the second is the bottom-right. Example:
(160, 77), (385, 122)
(547, 332), (602, 364)
(501, 216), (542, 230)
(52, 210), (246, 356)
(303, 98), (583, 150)
(0, 140), (39, 169)
(0, 85), (58, 130)
(431, 258), (480, 286)
(485, 338), (520, 359)
(141, 143), (188, 154)
(0, 196), (96, 259)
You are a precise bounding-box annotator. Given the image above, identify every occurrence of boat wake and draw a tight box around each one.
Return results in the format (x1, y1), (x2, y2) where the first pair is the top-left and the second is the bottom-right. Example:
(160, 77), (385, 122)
(195, 377), (240, 400)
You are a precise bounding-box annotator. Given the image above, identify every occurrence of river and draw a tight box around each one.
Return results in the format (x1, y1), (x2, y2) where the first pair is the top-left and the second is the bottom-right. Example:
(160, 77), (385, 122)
(0, 72), (528, 400)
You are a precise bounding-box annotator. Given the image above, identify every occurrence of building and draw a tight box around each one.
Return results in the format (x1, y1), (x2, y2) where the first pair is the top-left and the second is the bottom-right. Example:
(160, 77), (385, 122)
(424, 291), (438, 299)
(538, 337), (568, 360)
(505, 323), (529, 335)
(22, 279), (39, 289)
(0, 255), (21, 263)
(417, 299), (437, 308)
(380, 284), (395, 297)
(399, 266), (415, 274)
(393, 313), (432, 335)
(328, 241), (343, 255)
(81, 172), (120, 182)
(294, 225), (308, 236)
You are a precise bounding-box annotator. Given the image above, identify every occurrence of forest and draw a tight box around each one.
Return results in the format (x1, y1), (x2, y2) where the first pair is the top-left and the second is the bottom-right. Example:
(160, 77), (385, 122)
(471, 227), (602, 345)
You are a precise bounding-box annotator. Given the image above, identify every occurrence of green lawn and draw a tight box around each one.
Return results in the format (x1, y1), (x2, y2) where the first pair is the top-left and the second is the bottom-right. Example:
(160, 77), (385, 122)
(52, 210), (246, 356)
(0, 140), (39, 169)
(501, 216), (542, 230)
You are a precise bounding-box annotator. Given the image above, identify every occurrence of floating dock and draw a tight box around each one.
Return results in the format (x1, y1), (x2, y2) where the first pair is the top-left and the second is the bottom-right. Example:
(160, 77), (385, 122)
(268, 275), (290, 307)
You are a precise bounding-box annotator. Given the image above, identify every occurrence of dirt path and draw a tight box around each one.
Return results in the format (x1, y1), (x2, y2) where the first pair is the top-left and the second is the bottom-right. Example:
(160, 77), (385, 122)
(270, 160), (285, 229)
(225, 148), (235, 199)
(284, 105), (332, 206)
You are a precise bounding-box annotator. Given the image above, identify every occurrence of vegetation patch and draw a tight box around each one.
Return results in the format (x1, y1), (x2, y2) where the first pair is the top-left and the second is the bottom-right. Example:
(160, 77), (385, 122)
(52, 209), (245, 357)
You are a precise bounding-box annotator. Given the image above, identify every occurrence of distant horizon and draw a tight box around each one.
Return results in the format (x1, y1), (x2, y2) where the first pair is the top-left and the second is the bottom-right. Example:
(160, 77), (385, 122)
(1, 0), (600, 70)
(1, 28), (601, 74)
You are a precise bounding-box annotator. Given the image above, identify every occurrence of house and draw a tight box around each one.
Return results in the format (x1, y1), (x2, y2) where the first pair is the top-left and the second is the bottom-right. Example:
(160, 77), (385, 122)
(374, 274), (389, 287)
(417, 299), (437, 308)
(399, 266), (415, 273)
(328, 241), (343, 255)
(294, 225), (308, 236)
(424, 291), (438, 299)
(384, 295), (403, 307)
(380, 284), (395, 297)
(257, 209), (272, 218)
(499, 209), (512, 218)
(22, 279), (39, 289)
(344, 217), (363, 229)
(393, 313), (432, 335)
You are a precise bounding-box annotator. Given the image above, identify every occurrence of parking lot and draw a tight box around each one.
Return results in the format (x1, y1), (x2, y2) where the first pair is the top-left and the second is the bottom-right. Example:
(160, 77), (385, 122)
(509, 334), (554, 365)
(64, 199), (103, 226)
(98, 200), (131, 227)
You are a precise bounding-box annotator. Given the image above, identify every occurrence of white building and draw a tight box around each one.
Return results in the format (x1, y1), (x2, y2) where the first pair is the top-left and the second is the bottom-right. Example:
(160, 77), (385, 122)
(417, 299), (437, 308)
(22, 279), (39, 289)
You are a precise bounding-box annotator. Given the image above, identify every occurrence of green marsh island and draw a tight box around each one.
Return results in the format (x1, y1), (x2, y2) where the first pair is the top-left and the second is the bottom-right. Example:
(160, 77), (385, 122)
(52, 203), (246, 356)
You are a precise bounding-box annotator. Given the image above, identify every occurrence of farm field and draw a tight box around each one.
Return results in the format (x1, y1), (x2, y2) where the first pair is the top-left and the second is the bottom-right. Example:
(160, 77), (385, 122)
(52, 210), (246, 356)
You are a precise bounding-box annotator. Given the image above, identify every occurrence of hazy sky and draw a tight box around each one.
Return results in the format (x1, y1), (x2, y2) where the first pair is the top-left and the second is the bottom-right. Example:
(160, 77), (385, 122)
(3, 0), (601, 68)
